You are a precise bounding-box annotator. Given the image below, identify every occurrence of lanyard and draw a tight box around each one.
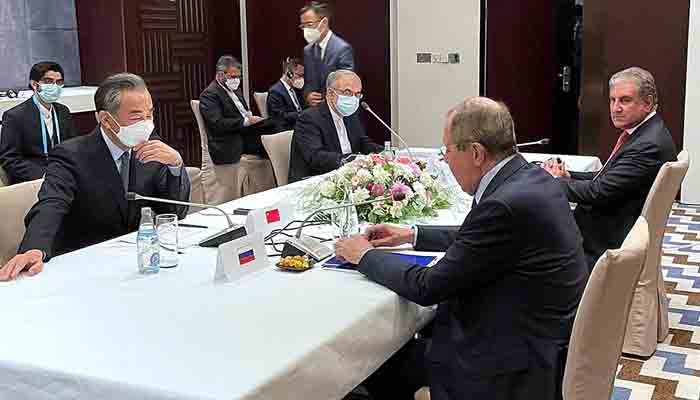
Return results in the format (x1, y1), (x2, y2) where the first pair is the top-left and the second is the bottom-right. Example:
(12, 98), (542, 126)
(32, 96), (61, 155)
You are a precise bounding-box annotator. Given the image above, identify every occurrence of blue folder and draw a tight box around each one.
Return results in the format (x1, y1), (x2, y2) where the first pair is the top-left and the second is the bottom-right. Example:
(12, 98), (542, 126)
(323, 252), (438, 272)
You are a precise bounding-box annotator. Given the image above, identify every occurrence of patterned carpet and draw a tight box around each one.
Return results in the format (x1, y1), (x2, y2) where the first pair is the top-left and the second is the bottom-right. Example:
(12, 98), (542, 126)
(612, 204), (700, 400)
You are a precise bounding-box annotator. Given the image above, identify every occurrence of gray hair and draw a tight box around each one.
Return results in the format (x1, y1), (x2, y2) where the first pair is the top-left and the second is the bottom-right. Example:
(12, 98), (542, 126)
(326, 69), (359, 89)
(216, 55), (241, 72)
(448, 97), (516, 158)
(609, 67), (658, 108)
(94, 73), (148, 115)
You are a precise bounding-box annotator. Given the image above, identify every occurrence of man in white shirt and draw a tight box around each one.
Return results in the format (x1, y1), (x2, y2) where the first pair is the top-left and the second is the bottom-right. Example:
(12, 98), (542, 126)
(266, 57), (306, 131)
(299, 1), (355, 107)
(543, 67), (677, 269)
(288, 70), (382, 182)
(0, 61), (80, 183)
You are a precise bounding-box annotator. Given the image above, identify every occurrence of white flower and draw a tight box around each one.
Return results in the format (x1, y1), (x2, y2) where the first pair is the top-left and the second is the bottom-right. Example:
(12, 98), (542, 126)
(390, 202), (404, 219)
(420, 172), (435, 187)
(353, 188), (370, 203)
(412, 182), (426, 197)
(372, 166), (390, 183)
(356, 169), (372, 183)
(320, 181), (336, 198)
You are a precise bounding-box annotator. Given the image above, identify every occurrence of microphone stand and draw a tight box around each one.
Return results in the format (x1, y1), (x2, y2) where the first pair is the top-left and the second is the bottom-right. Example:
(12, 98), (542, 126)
(516, 138), (551, 148)
(361, 102), (417, 162)
(126, 192), (247, 248)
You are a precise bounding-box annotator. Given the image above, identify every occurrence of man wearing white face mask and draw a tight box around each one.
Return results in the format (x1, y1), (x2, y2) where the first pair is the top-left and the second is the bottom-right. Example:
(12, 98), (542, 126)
(266, 57), (306, 131)
(0, 73), (190, 282)
(288, 70), (382, 182)
(0, 61), (80, 184)
(299, 1), (355, 108)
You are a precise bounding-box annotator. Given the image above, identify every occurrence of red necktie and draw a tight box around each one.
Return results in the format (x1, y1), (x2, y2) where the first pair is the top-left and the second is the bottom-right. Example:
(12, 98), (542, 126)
(607, 130), (630, 163)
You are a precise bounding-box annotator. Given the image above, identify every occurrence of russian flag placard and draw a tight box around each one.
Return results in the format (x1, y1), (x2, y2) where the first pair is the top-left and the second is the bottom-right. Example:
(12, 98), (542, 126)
(238, 247), (256, 266)
(265, 209), (281, 224)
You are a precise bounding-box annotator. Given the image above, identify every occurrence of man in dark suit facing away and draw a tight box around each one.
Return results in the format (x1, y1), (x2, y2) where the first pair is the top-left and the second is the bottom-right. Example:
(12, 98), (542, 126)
(0, 61), (80, 184)
(336, 97), (588, 400)
(266, 57), (306, 131)
(299, 1), (355, 107)
(543, 67), (677, 270)
(0, 73), (190, 281)
(288, 70), (382, 182)
(199, 55), (276, 165)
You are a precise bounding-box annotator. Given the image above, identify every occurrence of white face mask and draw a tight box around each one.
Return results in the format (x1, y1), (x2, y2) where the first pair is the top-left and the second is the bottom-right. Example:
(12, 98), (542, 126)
(107, 113), (155, 148)
(303, 27), (322, 44)
(292, 77), (305, 89)
(225, 78), (240, 91)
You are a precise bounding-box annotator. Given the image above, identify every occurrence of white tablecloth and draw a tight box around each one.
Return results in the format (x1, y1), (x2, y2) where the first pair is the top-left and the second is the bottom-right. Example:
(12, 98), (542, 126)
(0, 86), (98, 119)
(0, 151), (600, 400)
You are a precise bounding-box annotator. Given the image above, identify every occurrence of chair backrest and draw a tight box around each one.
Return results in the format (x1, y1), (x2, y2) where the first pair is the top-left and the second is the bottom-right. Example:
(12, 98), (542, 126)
(0, 164), (9, 187)
(640, 150), (690, 281)
(190, 100), (210, 155)
(253, 92), (269, 119)
(185, 166), (204, 214)
(563, 217), (649, 400)
(0, 179), (43, 265)
(261, 130), (293, 187)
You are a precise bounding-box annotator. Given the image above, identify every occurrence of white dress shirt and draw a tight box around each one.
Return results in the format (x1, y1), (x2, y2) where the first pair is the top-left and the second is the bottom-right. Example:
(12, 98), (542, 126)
(36, 99), (54, 138)
(218, 81), (254, 126)
(318, 30), (333, 60)
(281, 79), (301, 111)
(626, 111), (657, 136)
(328, 101), (352, 154)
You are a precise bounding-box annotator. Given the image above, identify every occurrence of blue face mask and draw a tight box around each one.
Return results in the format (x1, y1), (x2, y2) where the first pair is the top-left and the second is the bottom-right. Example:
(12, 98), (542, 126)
(335, 94), (360, 117)
(37, 83), (63, 104)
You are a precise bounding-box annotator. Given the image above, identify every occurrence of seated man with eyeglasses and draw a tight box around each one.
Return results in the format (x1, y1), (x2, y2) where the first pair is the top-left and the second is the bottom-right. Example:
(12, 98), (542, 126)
(0, 61), (80, 184)
(288, 69), (382, 182)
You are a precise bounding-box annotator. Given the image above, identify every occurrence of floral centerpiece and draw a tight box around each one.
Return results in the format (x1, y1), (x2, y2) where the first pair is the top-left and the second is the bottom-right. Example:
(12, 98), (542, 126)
(302, 153), (452, 224)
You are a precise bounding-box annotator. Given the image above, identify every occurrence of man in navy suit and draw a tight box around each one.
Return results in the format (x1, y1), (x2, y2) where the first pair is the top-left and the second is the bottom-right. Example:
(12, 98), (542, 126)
(0, 61), (80, 184)
(288, 70), (382, 182)
(299, 1), (355, 107)
(0, 73), (190, 281)
(336, 97), (588, 400)
(266, 57), (306, 131)
(543, 67), (677, 269)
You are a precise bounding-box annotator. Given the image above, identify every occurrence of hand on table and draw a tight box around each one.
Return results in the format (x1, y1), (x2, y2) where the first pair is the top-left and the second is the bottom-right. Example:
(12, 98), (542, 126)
(542, 158), (570, 178)
(334, 235), (374, 265)
(134, 140), (183, 167)
(0, 250), (44, 281)
(364, 224), (415, 248)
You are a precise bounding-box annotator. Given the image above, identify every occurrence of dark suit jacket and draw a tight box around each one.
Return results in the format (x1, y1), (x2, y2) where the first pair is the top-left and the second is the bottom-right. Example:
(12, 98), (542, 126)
(303, 32), (355, 100)
(559, 113), (677, 269)
(19, 127), (190, 260)
(266, 80), (304, 131)
(199, 80), (270, 164)
(0, 97), (79, 184)
(359, 155), (588, 400)
(288, 101), (382, 182)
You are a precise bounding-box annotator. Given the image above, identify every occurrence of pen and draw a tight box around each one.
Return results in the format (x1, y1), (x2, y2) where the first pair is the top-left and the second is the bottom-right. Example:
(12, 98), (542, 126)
(179, 223), (208, 229)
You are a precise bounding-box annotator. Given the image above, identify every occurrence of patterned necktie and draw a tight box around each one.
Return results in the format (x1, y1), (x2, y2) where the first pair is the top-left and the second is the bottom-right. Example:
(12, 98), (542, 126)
(119, 151), (130, 193)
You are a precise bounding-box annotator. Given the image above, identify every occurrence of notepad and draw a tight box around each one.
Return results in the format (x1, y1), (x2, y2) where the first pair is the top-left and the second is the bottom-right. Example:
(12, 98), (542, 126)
(322, 252), (440, 273)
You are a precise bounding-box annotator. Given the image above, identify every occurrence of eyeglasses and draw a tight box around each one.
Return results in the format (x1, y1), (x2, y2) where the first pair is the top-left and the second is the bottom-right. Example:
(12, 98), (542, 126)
(331, 88), (363, 100)
(39, 78), (65, 86)
(299, 19), (323, 29)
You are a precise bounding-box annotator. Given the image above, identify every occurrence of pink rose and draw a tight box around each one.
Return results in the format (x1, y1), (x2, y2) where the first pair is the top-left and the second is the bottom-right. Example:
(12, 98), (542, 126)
(370, 184), (385, 197)
(370, 154), (386, 166)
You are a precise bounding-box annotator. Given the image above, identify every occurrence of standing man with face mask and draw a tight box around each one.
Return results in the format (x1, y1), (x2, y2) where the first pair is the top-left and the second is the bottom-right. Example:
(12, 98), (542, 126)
(299, 1), (355, 108)
(266, 57), (306, 131)
(0, 61), (80, 184)
(288, 70), (382, 182)
(0, 73), (190, 282)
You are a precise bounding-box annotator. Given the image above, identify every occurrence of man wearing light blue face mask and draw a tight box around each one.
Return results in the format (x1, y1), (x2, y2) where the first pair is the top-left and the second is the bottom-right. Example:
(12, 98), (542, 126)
(0, 61), (80, 183)
(288, 70), (382, 182)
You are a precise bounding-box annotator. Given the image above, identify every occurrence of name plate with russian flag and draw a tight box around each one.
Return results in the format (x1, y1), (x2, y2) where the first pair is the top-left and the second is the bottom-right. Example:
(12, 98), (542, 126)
(245, 200), (294, 235)
(215, 232), (269, 283)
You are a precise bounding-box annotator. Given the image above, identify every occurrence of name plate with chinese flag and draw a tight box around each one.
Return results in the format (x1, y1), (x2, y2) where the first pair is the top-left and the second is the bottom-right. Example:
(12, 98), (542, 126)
(215, 232), (269, 284)
(245, 200), (294, 235)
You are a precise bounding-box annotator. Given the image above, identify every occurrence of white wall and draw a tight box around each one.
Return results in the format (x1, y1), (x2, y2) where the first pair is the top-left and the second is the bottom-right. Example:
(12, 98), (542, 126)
(391, 0), (481, 148)
(683, 0), (700, 203)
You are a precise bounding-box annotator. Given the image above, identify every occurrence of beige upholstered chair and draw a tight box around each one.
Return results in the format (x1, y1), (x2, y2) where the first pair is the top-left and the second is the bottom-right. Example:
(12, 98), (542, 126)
(185, 166), (204, 214)
(0, 179), (43, 265)
(563, 217), (649, 400)
(190, 100), (275, 205)
(261, 130), (293, 187)
(623, 150), (690, 357)
(0, 165), (9, 187)
(253, 92), (269, 118)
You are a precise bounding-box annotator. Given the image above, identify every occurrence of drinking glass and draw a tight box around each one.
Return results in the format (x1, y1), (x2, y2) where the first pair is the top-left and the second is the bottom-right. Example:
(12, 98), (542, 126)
(156, 214), (179, 268)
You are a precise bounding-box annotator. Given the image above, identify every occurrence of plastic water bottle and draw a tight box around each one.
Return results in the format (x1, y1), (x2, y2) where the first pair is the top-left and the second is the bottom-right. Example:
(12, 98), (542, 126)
(137, 207), (160, 274)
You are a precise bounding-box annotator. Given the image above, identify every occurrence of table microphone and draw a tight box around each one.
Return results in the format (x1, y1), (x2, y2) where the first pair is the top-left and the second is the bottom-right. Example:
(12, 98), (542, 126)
(281, 192), (407, 261)
(516, 138), (550, 148)
(361, 102), (417, 162)
(126, 192), (247, 248)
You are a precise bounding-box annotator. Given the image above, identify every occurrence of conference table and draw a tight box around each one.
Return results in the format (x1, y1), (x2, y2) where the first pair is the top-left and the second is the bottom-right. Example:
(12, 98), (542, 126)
(0, 151), (601, 400)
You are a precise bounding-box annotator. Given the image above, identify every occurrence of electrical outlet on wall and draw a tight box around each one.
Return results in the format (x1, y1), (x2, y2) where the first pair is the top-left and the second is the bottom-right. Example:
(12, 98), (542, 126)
(416, 53), (432, 64)
(448, 53), (461, 64)
(431, 53), (442, 64)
